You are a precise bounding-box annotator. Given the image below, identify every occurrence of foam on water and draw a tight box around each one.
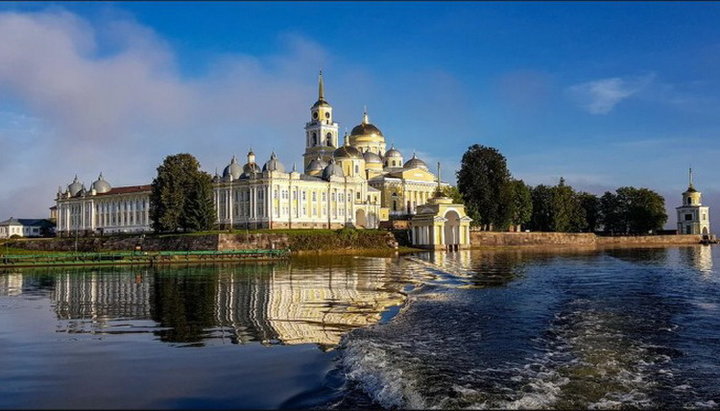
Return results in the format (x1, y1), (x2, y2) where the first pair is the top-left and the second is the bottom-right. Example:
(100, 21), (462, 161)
(330, 249), (720, 409)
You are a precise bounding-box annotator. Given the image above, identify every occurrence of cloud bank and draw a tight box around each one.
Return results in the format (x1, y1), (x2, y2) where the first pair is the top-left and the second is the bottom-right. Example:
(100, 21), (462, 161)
(0, 9), (329, 218)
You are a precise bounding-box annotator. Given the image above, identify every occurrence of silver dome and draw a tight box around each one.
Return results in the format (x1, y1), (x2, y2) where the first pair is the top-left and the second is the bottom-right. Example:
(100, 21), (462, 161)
(223, 156), (243, 180)
(305, 156), (328, 173)
(403, 153), (428, 170)
(91, 173), (112, 194)
(262, 152), (285, 173)
(385, 145), (403, 158)
(322, 159), (345, 180)
(68, 175), (83, 197)
(363, 150), (382, 164)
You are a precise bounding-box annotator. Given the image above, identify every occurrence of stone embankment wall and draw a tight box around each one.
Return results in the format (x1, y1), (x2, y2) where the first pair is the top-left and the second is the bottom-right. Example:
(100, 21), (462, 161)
(470, 231), (703, 248)
(471, 232), (597, 247)
(5, 230), (398, 253)
(596, 234), (702, 246)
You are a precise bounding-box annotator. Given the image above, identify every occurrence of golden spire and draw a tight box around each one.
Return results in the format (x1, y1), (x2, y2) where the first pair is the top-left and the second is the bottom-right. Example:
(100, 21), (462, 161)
(318, 70), (324, 100)
(362, 106), (369, 124)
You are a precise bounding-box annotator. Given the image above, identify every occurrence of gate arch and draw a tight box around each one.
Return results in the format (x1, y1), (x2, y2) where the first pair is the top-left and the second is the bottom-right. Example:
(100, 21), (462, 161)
(444, 210), (461, 246)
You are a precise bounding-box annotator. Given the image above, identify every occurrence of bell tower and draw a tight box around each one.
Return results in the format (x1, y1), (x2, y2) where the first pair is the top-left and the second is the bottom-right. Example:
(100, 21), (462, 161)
(676, 168), (711, 236)
(304, 71), (339, 169)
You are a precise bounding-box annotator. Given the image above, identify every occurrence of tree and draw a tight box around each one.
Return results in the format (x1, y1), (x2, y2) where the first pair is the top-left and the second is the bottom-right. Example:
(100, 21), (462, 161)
(600, 191), (625, 234)
(529, 184), (553, 231)
(578, 192), (601, 232)
(550, 178), (586, 232)
(456, 145), (511, 230)
(183, 172), (217, 232)
(507, 179), (533, 231)
(150, 153), (217, 233)
(599, 187), (667, 235)
(441, 185), (464, 204)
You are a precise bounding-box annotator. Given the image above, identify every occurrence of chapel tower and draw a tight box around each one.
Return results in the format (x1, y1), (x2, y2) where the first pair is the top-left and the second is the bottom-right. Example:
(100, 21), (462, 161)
(676, 168), (711, 236)
(303, 71), (339, 169)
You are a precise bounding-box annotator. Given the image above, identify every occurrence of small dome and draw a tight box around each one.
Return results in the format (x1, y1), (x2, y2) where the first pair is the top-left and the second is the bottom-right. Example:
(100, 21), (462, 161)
(92, 173), (112, 194)
(241, 161), (261, 178)
(403, 153), (428, 170)
(68, 175), (83, 197)
(363, 150), (382, 164)
(334, 144), (363, 159)
(385, 145), (403, 158)
(322, 159), (345, 180)
(262, 152), (285, 173)
(243, 163), (261, 174)
(305, 156), (328, 174)
(223, 156), (243, 180)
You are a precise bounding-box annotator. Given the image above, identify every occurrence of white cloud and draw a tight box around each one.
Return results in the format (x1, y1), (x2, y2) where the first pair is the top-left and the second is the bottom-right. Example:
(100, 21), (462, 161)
(568, 74), (655, 114)
(0, 9), (333, 218)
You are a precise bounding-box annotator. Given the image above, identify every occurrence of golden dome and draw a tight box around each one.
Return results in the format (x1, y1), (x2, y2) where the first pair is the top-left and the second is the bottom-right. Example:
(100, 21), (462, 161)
(349, 109), (385, 145)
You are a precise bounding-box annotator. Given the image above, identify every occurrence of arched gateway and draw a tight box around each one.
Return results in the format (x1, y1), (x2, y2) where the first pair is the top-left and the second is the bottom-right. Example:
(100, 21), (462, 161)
(409, 193), (471, 251)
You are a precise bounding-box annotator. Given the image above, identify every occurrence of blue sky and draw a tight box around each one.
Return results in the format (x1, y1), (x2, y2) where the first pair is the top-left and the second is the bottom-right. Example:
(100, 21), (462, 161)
(1, 2), (719, 228)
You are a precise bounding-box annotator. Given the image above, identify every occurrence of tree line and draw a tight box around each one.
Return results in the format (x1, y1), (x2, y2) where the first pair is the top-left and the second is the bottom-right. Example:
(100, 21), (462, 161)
(456, 144), (668, 234)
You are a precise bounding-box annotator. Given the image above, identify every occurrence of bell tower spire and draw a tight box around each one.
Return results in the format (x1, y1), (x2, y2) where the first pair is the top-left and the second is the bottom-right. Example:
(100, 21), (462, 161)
(305, 71), (339, 169)
(689, 167), (694, 189)
(318, 70), (324, 100)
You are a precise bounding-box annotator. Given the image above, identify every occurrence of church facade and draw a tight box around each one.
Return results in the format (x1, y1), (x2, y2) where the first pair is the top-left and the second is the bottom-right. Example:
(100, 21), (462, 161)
(54, 73), (444, 236)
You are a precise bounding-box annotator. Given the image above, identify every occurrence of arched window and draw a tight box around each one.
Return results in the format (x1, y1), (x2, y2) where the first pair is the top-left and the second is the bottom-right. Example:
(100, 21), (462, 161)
(312, 132), (317, 145)
(326, 132), (333, 146)
(355, 164), (359, 174)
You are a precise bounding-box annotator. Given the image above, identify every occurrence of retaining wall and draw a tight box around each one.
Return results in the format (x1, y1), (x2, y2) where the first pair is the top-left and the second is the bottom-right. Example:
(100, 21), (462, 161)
(470, 231), (703, 248)
(596, 234), (702, 246)
(470, 232), (597, 247)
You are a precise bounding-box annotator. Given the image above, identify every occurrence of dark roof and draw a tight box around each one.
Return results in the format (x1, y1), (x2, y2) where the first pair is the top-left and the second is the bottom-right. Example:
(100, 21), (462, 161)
(0, 218), (54, 227)
(96, 185), (152, 196)
(312, 98), (331, 108)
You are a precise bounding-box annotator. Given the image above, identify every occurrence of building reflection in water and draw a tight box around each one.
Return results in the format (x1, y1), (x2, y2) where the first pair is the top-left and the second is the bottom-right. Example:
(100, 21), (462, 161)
(0, 272), (23, 296)
(679, 245), (715, 276)
(1, 257), (408, 349)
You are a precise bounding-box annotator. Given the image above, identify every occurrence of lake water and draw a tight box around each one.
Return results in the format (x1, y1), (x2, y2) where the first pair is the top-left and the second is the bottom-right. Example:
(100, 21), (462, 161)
(1, 246), (719, 409)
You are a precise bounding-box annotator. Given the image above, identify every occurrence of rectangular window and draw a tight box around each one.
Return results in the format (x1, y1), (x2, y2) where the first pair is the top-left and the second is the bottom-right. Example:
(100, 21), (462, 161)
(685, 214), (693, 221)
(312, 192), (317, 201)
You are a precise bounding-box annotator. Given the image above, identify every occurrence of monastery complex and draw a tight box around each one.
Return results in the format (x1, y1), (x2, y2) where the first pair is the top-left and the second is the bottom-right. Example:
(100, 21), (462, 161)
(53, 73), (473, 248)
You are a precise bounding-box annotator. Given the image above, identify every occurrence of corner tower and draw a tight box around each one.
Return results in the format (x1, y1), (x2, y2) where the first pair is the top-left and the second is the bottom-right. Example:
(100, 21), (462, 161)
(676, 168), (711, 235)
(304, 71), (339, 169)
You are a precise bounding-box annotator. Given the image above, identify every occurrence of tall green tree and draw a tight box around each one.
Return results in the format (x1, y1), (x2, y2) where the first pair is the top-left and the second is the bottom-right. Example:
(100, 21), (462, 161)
(600, 191), (625, 234)
(456, 145), (511, 229)
(507, 179), (533, 231)
(150, 153), (217, 233)
(550, 178), (586, 232)
(183, 172), (217, 232)
(529, 184), (554, 231)
(578, 192), (601, 232)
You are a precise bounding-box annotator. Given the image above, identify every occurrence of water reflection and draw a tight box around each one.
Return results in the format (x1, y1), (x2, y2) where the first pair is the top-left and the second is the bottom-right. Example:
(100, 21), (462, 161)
(604, 246), (670, 265)
(0, 258), (409, 349)
(679, 245), (714, 276)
